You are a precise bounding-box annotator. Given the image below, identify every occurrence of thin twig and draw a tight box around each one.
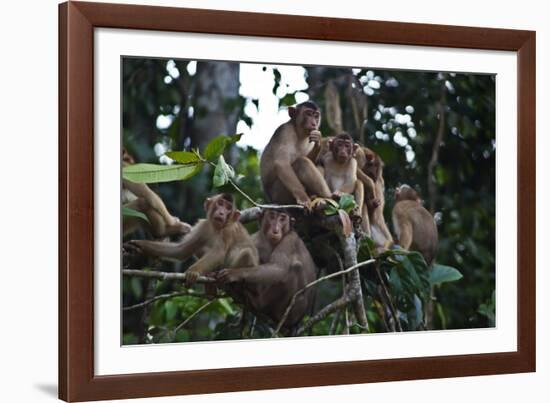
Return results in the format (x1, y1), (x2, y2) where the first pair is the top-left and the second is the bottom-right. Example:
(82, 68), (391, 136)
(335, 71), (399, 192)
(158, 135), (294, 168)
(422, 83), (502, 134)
(123, 290), (212, 311)
(328, 309), (342, 335)
(229, 178), (305, 210)
(174, 300), (216, 333)
(375, 264), (403, 332)
(272, 258), (375, 336)
(297, 295), (352, 336)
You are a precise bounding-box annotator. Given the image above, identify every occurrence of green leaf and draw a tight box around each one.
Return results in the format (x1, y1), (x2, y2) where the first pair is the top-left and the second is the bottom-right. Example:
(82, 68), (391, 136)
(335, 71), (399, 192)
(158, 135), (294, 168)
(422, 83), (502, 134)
(429, 264), (463, 285)
(165, 151), (201, 164)
(217, 298), (235, 315)
(324, 204), (339, 216)
(123, 163), (202, 183)
(212, 155), (235, 188)
(165, 301), (178, 321)
(204, 133), (243, 161)
(122, 206), (149, 223)
(338, 193), (357, 213)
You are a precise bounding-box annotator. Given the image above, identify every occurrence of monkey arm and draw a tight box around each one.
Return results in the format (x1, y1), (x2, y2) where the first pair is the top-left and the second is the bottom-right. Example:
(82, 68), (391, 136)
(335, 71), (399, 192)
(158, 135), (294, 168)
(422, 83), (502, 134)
(356, 169), (376, 199)
(217, 263), (288, 285)
(131, 222), (206, 260)
(396, 220), (413, 250)
(242, 263), (289, 284)
(354, 180), (365, 215)
(131, 238), (195, 260)
(307, 142), (322, 162)
(187, 250), (225, 275)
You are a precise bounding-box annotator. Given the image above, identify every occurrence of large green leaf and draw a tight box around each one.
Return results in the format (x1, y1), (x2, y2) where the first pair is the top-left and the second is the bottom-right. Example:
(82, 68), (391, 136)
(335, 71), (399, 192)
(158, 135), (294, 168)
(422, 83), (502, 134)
(122, 206), (149, 223)
(123, 163), (202, 183)
(429, 264), (463, 286)
(204, 133), (243, 162)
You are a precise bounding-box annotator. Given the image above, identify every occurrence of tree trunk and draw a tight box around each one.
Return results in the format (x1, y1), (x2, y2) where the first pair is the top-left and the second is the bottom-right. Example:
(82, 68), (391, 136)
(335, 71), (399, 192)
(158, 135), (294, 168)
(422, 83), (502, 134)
(190, 61), (240, 150)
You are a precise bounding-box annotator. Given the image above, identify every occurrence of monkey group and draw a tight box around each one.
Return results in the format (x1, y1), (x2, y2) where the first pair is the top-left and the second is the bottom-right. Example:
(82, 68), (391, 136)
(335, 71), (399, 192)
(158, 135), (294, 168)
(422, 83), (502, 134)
(261, 101), (437, 260)
(124, 101), (438, 333)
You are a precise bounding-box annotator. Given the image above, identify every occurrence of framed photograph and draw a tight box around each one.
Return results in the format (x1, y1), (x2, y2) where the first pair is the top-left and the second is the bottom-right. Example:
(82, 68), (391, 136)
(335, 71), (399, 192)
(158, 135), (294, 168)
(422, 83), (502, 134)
(59, 1), (536, 401)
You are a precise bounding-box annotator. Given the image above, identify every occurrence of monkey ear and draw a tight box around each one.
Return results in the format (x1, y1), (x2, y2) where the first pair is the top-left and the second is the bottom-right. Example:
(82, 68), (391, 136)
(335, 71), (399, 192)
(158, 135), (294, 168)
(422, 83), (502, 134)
(203, 197), (212, 212)
(288, 106), (297, 119)
(290, 216), (296, 228)
(366, 152), (374, 161)
(232, 210), (241, 222)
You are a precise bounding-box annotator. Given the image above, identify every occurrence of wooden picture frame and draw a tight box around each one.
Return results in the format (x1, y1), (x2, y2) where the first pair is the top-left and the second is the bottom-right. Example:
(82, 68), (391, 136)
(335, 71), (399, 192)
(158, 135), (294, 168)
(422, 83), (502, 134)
(59, 1), (536, 401)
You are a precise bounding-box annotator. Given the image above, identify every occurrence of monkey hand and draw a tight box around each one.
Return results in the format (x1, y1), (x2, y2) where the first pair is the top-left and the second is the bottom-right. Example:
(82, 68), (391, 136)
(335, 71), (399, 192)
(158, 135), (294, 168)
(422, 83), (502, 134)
(184, 270), (200, 287)
(124, 240), (145, 254)
(308, 130), (322, 144)
(367, 197), (381, 210)
(295, 191), (313, 211)
(217, 268), (242, 284)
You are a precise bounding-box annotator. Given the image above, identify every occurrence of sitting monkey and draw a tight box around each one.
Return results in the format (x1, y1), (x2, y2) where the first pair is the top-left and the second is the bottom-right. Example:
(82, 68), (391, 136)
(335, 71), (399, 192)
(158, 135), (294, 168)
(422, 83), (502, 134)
(392, 185), (438, 266)
(260, 101), (332, 209)
(128, 193), (259, 285)
(217, 209), (317, 331)
(317, 132), (367, 232)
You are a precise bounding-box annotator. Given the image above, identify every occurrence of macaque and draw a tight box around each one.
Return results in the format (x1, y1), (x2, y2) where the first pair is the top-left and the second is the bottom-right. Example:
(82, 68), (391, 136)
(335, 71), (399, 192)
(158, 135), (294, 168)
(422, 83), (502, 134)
(217, 209), (317, 331)
(122, 148), (191, 238)
(392, 185), (438, 266)
(260, 101), (332, 209)
(355, 147), (393, 248)
(128, 194), (259, 285)
(318, 133), (366, 230)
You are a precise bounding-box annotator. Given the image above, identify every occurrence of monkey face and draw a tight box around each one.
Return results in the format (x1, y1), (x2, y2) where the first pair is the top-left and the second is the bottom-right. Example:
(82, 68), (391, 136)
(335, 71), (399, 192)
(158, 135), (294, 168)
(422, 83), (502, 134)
(290, 105), (321, 133)
(331, 138), (354, 163)
(301, 107), (321, 131)
(206, 195), (238, 229)
(261, 210), (292, 246)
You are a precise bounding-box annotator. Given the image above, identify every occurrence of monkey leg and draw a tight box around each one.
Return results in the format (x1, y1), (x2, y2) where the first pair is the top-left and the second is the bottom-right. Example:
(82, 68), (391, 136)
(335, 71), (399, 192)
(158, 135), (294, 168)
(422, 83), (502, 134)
(266, 178), (297, 204)
(292, 157), (331, 198)
(228, 246), (258, 268)
(374, 211), (394, 246)
(361, 204), (371, 236)
(123, 180), (177, 226)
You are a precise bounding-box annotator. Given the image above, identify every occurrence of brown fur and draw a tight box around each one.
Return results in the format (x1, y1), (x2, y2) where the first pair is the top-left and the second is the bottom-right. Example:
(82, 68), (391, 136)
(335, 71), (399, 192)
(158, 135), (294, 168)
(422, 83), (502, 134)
(392, 185), (438, 266)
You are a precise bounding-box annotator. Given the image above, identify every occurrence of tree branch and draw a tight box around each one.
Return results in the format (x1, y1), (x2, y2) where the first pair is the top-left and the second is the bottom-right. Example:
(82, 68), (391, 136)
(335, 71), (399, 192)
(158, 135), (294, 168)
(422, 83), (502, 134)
(123, 290), (213, 311)
(122, 269), (216, 283)
(340, 233), (369, 332)
(174, 300), (216, 334)
(297, 294), (352, 336)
